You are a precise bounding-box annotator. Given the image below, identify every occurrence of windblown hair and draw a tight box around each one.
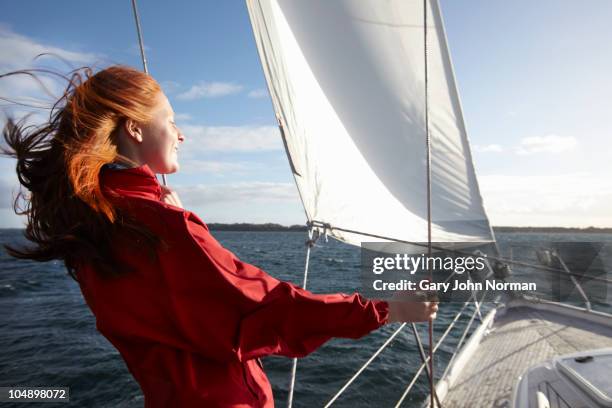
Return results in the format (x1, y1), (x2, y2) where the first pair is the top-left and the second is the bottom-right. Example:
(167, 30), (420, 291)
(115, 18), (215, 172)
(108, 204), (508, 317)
(1, 65), (163, 279)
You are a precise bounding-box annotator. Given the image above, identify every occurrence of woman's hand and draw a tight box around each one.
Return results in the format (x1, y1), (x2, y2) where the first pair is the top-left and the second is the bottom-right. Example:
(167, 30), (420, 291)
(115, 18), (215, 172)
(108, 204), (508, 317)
(387, 290), (439, 323)
(160, 185), (184, 209)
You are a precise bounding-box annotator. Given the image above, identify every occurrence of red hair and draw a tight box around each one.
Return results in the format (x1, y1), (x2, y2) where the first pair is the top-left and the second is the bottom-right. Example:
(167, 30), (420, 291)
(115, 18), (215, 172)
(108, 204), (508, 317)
(2, 65), (164, 279)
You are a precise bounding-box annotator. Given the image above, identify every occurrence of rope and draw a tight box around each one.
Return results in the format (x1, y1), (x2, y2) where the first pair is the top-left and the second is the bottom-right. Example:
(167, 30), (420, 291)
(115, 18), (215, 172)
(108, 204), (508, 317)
(130, 0), (167, 186)
(411, 323), (443, 407)
(394, 290), (487, 408)
(393, 298), (475, 408)
(422, 1), (437, 406)
(286, 228), (316, 408)
(321, 284), (483, 406)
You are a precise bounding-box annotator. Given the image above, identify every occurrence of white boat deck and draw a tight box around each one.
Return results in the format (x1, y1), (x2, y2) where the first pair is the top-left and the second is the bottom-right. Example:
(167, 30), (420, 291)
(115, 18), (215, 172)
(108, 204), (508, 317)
(439, 302), (612, 408)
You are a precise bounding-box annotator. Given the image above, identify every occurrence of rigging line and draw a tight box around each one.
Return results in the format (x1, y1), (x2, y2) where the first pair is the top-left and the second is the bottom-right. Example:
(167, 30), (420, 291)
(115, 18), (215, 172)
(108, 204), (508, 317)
(131, 0), (149, 74)
(442, 304), (484, 380)
(287, 227), (315, 408)
(309, 220), (605, 281)
(309, 220), (489, 255)
(508, 259), (612, 285)
(394, 289), (489, 408)
(422, 1), (436, 406)
(438, 279), (493, 383)
(556, 254), (591, 311)
(439, 296), (488, 381)
(393, 297), (477, 408)
(411, 323), (443, 407)
(130, 0), (167, 186)
(319, 254), (490, 404)
(324, 269), (489, 406)
(324, 323), (407, 408)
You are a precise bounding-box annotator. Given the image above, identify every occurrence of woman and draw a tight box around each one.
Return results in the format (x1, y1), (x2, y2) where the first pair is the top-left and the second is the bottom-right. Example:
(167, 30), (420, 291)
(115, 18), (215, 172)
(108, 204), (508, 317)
(2, 65), (438, 407)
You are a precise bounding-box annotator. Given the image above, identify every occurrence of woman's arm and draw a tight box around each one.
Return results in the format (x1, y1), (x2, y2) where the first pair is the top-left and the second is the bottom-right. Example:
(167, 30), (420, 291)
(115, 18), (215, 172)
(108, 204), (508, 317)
(158, 187), (436, 362)
(179, 211), (388, 361)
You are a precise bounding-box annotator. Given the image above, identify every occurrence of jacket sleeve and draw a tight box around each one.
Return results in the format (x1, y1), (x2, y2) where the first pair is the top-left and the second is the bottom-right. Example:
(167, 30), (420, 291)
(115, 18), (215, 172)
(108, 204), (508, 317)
(165, 211), (389, 363)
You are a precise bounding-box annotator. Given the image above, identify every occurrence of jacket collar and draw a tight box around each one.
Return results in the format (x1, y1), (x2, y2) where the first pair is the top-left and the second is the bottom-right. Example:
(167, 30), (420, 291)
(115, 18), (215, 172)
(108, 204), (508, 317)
(100, 163), (163, 201)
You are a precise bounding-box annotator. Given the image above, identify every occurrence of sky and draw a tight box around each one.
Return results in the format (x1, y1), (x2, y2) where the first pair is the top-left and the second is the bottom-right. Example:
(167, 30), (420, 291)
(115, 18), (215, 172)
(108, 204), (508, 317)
(0, 0), (611, 228)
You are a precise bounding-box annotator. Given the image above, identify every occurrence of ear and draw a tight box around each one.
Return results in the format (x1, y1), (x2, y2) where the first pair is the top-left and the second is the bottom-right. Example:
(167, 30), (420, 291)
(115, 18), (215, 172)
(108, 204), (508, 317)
(123, 119), (143, 143)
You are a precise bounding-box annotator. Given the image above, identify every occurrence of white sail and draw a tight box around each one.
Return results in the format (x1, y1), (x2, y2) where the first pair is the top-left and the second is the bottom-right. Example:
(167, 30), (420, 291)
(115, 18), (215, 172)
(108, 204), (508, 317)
(246, 0), (494, 246)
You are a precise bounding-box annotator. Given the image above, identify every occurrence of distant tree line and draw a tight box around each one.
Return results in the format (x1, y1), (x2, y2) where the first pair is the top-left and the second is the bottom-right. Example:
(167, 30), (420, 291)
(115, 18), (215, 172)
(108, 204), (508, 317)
(207, 223), (308, 232)
(206, 223), (612, 233)
(493, 226), (612, 233)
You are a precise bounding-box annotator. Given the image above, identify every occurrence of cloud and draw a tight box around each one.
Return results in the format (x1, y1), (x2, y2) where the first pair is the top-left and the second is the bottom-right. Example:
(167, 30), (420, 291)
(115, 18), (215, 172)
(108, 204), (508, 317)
(0, 73), (58, 100)
(474, 135), (578, 156)
(181, 124), (281, 152)
(0, 25), (101, 109)
(179, 159), (249, 175)
(160, 80), (181, 94)
(177, 81), (243, 100)
(176, 182), (298, 206)
(479, 173), (612, 227)
(474, 144), (504, 153)
(247, 88), (268, 99)
(515, 134), (577, 155)
(0, 24), (98, 71)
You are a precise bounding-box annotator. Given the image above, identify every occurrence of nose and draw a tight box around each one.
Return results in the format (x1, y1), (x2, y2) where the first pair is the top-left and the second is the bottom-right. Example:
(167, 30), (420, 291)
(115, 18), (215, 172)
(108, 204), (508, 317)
(177, 128), (185, 143)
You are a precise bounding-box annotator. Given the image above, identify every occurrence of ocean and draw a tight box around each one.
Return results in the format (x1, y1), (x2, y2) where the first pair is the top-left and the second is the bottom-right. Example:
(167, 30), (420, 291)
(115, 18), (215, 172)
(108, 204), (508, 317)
(1, 229), (611, 407)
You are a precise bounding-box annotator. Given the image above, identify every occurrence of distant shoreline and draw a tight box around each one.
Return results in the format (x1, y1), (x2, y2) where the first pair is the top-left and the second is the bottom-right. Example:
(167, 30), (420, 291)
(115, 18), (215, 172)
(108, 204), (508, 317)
(1, 224), (611, 233)
(207, 223), (308, 232)
(207, 224), (612, 233)
(492, 226), (612, 234)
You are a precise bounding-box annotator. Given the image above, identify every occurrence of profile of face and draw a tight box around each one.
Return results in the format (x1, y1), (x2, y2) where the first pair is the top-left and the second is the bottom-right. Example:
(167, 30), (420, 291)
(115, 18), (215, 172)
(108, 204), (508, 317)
(121, 92), (185, 174)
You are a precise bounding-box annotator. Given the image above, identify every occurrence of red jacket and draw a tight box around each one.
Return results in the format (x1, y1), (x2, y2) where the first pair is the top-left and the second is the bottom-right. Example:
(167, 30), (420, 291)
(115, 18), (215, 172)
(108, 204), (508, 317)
(77, 164), (389, 407)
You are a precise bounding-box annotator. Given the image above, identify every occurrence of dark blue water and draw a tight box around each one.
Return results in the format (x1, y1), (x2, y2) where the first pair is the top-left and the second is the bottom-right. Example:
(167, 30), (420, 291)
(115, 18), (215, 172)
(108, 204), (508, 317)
(1, 230), (611, 407)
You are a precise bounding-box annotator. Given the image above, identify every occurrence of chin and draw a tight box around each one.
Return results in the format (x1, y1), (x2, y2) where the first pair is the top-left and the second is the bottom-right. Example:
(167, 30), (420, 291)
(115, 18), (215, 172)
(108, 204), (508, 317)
(154, 162), (180, 175)
(165, 164), (180, 174)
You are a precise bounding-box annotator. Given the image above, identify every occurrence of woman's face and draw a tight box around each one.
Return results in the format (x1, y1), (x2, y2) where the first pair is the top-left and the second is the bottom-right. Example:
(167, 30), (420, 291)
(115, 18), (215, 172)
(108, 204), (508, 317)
(138, 92), (185, 174)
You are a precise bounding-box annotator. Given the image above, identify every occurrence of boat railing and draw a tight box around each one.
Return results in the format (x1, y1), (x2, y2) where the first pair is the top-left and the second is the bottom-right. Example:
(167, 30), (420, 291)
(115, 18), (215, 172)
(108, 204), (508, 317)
(503, 243), (597, 311)
(319, 246), (602, 407)
(288, 236), (605, 408)
(551, 252), (592, 311)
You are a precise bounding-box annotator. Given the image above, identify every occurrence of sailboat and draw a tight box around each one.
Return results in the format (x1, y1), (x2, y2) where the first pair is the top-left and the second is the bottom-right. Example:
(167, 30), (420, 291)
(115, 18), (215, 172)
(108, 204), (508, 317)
(242, 0), (612, 407)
